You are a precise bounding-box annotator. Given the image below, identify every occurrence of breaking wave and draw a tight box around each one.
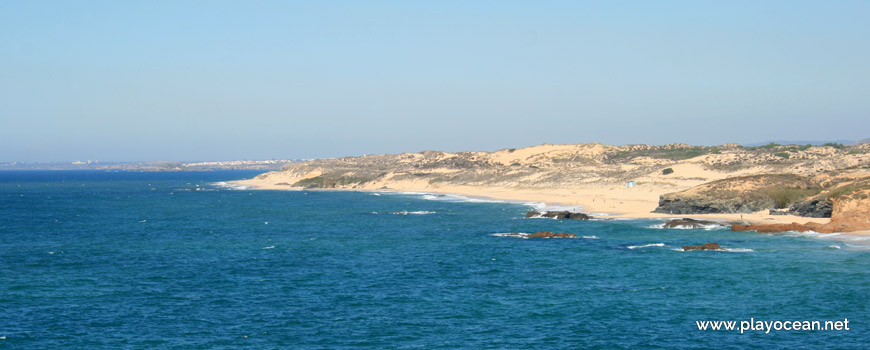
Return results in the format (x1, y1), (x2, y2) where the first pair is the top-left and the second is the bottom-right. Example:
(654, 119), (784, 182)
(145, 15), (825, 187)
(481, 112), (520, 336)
(492, 232), (531, 239)
(390, 211), (436, 215)
(211, 181), (248, 190)
(627, 243), (666, 249)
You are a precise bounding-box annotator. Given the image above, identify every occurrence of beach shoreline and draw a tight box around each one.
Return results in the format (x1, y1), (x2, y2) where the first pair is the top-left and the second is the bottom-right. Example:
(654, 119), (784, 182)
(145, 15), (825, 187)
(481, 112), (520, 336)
(229, 177), (862, 233)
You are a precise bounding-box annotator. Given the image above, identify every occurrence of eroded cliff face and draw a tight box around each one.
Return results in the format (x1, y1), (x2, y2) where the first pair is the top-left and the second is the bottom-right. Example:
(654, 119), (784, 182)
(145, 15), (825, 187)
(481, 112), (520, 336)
(730, 176), (870, 232)
(823, 191), (870, 232)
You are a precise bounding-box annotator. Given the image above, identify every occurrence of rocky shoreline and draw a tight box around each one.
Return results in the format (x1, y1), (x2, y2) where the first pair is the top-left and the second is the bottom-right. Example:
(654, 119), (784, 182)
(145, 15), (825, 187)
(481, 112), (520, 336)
(653, 173), (870, 233)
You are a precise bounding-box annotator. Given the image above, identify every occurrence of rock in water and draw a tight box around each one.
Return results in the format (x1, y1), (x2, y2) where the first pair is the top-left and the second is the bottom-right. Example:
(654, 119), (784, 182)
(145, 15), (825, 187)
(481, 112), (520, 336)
(528, 231), (577, 239)
(662, 218), (724, 229)
(731, 222), (821, 233)
(682, 243), (722, 251)
(524, 210), (592, 220)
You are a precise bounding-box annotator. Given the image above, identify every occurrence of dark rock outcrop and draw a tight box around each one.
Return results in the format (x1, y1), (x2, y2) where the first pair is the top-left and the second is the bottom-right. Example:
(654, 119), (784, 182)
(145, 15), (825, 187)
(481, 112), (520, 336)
(652, 174), (823, 215)
(663, 218), (725, 229)
(525, 210), (592, 220)
(682, 243), (722, 251)
(527, 231), (577, 238)
(654, 197), (767, 214)
(787, 199), (833, 218)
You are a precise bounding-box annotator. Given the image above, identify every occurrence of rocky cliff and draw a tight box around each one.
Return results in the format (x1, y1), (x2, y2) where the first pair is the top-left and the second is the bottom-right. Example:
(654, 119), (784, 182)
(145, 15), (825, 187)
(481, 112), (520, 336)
(652, 174), (823, 215)
(730, 176), (870, 232)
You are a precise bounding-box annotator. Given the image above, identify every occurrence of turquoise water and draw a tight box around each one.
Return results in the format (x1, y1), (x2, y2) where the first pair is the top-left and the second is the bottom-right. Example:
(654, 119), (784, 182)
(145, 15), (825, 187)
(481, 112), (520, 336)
(1, 170), (868, 349)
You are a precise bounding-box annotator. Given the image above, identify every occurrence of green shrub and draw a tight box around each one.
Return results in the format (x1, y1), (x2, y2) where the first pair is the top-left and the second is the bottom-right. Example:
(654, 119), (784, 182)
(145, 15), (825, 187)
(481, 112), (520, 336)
(765, 186), (821, 209)
(293, 175), (372, 188)
(661, 168), (674, 175)
(774, 152), (790, 159)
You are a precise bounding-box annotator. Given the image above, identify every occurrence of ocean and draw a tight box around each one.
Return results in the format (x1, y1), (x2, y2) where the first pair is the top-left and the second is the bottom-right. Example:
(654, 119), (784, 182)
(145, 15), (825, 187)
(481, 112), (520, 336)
(1, 170), (868, 349)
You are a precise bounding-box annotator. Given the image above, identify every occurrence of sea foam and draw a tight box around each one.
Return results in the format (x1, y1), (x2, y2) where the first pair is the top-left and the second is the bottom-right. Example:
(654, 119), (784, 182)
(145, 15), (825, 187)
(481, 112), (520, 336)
(211, 181), (248, 190)
(390, 211), (436, 215)
(627, 243), (666, 249)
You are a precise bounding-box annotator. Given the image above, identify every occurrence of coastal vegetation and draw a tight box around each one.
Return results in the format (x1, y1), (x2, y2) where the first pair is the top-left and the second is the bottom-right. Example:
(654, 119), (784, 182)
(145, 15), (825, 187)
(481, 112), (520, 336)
(242, 141), (869, 230)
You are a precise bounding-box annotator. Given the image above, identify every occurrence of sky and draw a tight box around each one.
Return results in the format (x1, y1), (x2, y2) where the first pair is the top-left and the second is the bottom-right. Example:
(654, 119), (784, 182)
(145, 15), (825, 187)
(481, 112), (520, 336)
(1, 1), (869, 162)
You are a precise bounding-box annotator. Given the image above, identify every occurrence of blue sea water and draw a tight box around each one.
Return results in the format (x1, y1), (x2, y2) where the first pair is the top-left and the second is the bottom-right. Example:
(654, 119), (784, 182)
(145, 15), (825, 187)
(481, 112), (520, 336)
(1, 170), (869, 349)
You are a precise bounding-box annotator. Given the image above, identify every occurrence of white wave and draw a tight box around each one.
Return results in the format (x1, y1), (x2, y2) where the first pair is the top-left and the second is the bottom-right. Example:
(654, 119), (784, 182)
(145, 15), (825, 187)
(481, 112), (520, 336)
(370, 193), (381, 196)
(425, 193), (505, 204)
(211, 181), (248, 190)
(774, 231), (870, 248)
(722, 248), (754, 253)
(524, 202), (547, 209)
(649, 222), (725, 230)
(533, 204), (585, 213)
(386, 191), (508, 204)
(390, 211), (436, 215)
(398, 191), (430, 195)
(262, 246), (275, 249)
(492, 232), (530, 239)
(826, 245), (842, 249)
(844, 243), (870, 250)
(627, 243), (666, 249)
(582, 235), (599, 239)
(671, 246), (754, 252)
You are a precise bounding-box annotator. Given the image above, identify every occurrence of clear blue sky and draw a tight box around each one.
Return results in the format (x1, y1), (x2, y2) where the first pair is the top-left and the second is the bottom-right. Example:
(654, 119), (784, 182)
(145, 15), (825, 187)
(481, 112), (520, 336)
(2, 1), (868, 162)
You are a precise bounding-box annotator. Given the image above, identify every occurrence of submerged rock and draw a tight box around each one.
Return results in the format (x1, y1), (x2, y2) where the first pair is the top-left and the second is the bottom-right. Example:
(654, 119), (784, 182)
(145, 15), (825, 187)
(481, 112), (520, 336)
(663, 218), (725, 229)
(682, 243), (722, 251)
(731, 222), (821, 233)
(525, 210), (592, 220)
(494, 231), (577, 239)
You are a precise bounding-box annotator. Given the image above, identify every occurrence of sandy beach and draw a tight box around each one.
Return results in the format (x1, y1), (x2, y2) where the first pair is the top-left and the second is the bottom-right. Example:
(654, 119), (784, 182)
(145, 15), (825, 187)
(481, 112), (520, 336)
(232, 176), (835, 227)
